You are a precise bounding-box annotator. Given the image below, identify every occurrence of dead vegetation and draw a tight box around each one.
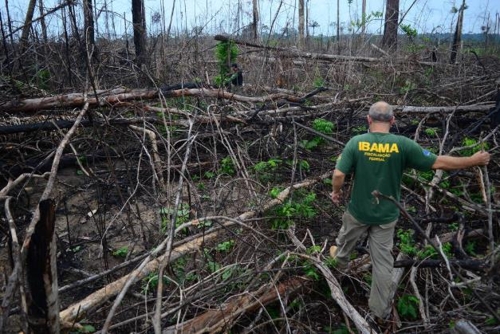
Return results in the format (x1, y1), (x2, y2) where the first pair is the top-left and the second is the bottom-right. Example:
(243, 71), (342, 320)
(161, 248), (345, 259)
(1, 35), (500, 334)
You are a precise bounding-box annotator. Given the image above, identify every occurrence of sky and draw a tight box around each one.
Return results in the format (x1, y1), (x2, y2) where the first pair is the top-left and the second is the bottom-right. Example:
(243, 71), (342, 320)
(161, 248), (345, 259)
(140, 0), (499, 36)
(3, 0), (500, 38)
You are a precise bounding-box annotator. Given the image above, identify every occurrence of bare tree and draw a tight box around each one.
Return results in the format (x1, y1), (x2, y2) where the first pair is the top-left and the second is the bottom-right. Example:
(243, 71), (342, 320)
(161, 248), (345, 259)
(298, 0), (304, 48)
(361, 0), (366, 36)
(132, 0), (147, 67)
(38, 0), (47, 44)
(381, 0), (399, 50)
(20, 0), (37, 52)
(83, 0), (96, 58)
(336, 0), (340, 54)
(450, 0), (467, 64)
(252, 0), (259, 40)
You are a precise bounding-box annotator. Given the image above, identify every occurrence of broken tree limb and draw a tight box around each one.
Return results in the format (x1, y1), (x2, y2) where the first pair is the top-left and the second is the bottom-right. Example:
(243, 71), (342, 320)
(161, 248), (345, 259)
(452, 319), (482, 334)
(285, 227), (373, 334)
(0, 197), (27, 333)
(292, 251), (373, 334)
(162, 276), (309, 334)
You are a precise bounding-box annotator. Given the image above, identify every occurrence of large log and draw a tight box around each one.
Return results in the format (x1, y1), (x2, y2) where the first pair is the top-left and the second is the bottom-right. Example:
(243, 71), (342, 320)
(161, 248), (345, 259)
(215, 34), (382, 63)
(0, 88), (159, 113)
(395, 104), (494, 114)
(0, 87), (310, 113)
(163, 276), (309, 334)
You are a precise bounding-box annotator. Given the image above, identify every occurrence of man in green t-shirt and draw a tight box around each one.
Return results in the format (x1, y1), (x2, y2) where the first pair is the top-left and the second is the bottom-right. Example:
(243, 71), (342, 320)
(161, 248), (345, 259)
(330, 101), (490, 323)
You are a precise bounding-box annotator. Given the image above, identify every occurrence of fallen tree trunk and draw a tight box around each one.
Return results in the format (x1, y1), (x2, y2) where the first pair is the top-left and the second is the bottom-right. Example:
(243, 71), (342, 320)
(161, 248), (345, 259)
(1, 87), (317, 113)
(395, 104), (494, 114)
(162, 276), (310, 334)
(215, 34), (382, 63)
(0, 88), (159, 113)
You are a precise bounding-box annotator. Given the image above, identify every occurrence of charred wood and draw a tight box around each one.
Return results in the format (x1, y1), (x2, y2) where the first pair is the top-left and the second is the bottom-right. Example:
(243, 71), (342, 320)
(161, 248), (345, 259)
(394, 259), (487, 271)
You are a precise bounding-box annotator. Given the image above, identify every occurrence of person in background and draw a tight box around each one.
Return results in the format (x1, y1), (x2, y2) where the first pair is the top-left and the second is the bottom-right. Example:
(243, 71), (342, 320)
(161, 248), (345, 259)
(330, 101), (490, 324)
(227, 63), (243, 88)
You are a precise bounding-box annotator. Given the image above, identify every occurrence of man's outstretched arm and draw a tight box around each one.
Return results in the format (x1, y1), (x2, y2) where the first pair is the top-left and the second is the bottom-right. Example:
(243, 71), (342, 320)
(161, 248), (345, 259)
(432, 151), (490, 170)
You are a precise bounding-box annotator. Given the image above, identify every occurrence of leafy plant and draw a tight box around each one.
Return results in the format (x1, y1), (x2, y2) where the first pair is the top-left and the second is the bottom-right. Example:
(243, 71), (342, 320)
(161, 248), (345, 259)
(270, 191), (317, 230)
(417, 245), (438, 259)
(214, 40), (239, 87)
(220, 156), (236, 175)
(160, 203), (191, 233)
(397, 229), (417, 256)
(312, 118), (335, 134)
(306, 245), (322, 255)
(253, 158), (282, 183)
(349, 10), (383, 34)
(299, 159), (310, 172)
(400, 79), (416, 94)
(417, 170), (434, 182)
(70, 324), (96, 333)
(112, 246), (129, 258)
(417, 242), (452, 259)
(400, 24), (417, 39)
(424, 127), (439, 137)
(269, 187), (283, 199)
(464, 240), (477, 256)
(363, 273), (372, 285)
(142, 272), (168, 293)
(461, 137), (489, 156)
(216, 240), (235, 252)
(313, 76), (325, 88)
(301, 119), (335, 150)
(485, 315), (500, 326)
(303, 260), (320, 280)
(204, 171), (216, 179)
(33, 68), (51, 90)
(397, 294), (419, 320)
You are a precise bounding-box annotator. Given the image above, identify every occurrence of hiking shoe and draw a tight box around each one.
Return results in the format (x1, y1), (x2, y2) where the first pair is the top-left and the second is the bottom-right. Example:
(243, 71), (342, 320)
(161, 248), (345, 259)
(330, 245), (347, 270)
(330, 245), (338, 259)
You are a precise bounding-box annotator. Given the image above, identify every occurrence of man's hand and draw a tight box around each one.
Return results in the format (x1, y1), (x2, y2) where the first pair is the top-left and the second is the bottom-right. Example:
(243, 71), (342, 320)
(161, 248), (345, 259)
(471, 150), (490, 166)
(331, 190), (343, 205)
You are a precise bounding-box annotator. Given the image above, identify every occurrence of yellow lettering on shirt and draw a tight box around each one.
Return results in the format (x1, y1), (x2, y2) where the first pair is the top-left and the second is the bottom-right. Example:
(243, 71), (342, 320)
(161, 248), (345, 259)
(358, 141), (399, 153)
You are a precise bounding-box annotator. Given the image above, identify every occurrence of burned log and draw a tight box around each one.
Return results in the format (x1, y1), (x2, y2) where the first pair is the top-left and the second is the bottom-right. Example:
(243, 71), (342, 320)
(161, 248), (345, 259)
(27, 199), (59, 333)
(394, 259), (487, 271)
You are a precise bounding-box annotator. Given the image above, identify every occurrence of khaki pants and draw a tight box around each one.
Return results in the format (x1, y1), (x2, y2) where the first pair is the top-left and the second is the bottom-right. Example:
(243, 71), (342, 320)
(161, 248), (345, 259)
(335, 210), (397, 319)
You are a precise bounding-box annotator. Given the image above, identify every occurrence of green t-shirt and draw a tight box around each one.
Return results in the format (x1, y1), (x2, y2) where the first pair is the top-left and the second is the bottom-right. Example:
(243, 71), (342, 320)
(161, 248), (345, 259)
(336, 132), (437, 225)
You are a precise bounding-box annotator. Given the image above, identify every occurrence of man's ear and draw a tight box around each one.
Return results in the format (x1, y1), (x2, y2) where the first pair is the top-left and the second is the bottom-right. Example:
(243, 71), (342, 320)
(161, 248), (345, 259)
(390, 116), (395, 125)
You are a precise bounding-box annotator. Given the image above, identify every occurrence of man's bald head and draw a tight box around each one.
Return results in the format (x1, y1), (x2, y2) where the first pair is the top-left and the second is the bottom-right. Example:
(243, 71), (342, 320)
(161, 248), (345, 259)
(368, 101), (394, 122)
